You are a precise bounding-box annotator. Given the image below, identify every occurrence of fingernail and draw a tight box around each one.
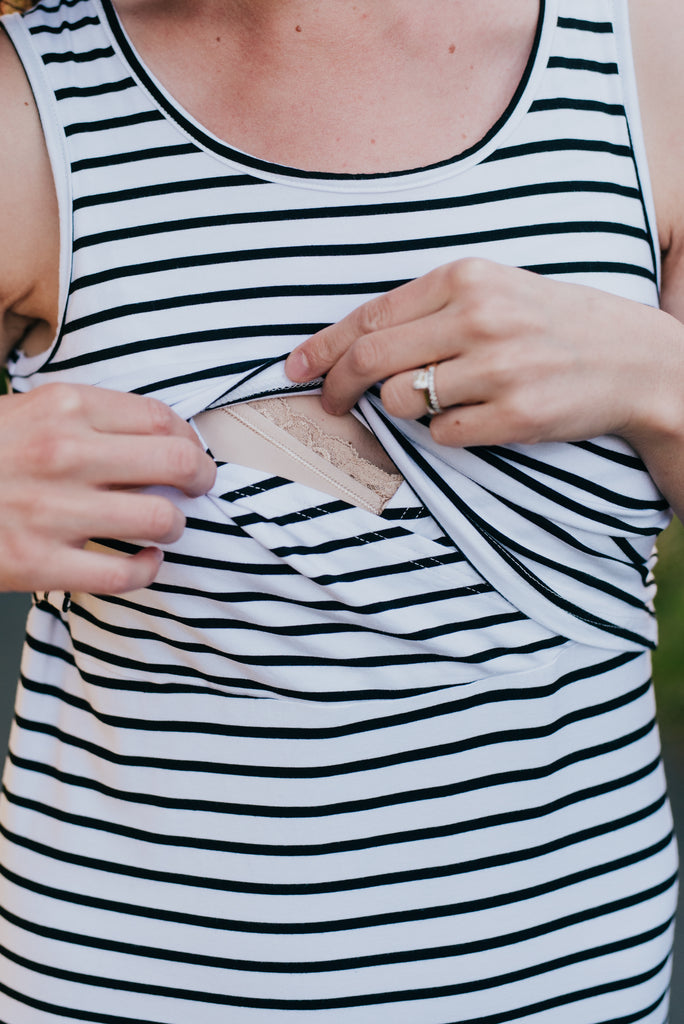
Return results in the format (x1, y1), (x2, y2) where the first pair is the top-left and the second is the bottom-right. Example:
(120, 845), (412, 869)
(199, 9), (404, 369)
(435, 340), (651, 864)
(285, 349), (310, 381)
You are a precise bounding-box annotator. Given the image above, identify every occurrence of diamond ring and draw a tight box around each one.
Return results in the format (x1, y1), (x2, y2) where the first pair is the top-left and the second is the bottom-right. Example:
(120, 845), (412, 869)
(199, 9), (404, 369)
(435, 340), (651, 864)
(412, 363), (443, 416)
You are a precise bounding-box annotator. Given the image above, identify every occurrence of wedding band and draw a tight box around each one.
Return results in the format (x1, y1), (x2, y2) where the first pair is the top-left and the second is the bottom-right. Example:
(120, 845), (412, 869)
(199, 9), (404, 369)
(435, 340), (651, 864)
(412, 363), (443, 416)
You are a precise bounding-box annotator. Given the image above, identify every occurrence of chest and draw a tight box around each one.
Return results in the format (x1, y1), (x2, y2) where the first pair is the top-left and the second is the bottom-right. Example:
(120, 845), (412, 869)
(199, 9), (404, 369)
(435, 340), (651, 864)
(111, 0), (541, 175)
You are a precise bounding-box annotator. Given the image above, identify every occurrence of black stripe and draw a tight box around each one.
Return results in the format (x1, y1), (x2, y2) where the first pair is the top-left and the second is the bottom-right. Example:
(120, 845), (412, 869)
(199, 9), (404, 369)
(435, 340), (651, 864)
(381, 505), (432, 520)
(67, 218), (650, 305)
(53, 574), (485, 625)
(613, 537), (651, 582)
(268, 530), (453, 560)
(11, 681), (655, 808)
(471, 448), (664, 528)
(23, 630), (76, 668)
(62, 255), (652, 348)
(308, 550), (487, 586)
(557, 17), (614, 33)
(71, 142), (198, 171)
(71, 209), (647, 259)
(63, 283), (401, 333)
(480, 445), (666, 510)
(17, 648), (638, 742)
(174, 515), (248, 538)
(0, 789), (667, 898)
(71, 176), (640, 217)
(0, 921), (672, 1009)
(1, 755), (662, 856)
(42, 45), (114, 64)
(66, 635), (457, 699)
(530, 97), (624, 116)
(29, 0), (89, 8)
(573, 439), (646, 470)
(0, 869), (674, 972)
(21, 638), (441, 705)
(29, 14), (100, 33)
(73, 173), (263, 208)
(523, 259), (656, 282)
(468, 487), (650, 571)
(67, 580), (513, 647)
(45, 326), (319, 372)
(134, 363), (318, 399)
(9, 707), (655, 817)
(454, 506), (650, 609)
(486, 138), (631, 162)
(64, 110), (164, 136)
(0, 978), (160, 1024)
(28, 0), (89, 12)
(65, 624), (559, 673)
(548, 56), (618, 74)
(0, 972), (668, 1024)
(55, 77), (135, 99)
(94, 532), (461, 584)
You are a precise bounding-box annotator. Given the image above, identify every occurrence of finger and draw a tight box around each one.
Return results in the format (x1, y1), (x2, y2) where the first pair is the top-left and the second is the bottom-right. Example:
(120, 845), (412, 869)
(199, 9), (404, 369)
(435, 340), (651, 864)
(42, 545), (164, 595)
(428, 401), (520, 449)
(44, 489), (188, 547)
(317, 308), (467, 415)
(285, 263), (461, 383)
(94, 435), (216, 496)
(381, 359), (490, 420)
(35, 383), (204, 446)
(30, 432), (216, 497)
(91, 392), (204, 445)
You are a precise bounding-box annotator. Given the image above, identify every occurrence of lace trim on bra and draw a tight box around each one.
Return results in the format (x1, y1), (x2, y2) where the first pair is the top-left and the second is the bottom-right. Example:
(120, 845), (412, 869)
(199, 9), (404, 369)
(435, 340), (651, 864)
(195, 396), (403, 514)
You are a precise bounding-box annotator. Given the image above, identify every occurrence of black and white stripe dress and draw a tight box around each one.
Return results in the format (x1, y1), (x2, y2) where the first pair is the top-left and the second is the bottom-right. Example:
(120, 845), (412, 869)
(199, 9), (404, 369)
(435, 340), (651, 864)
(0, 0), (678, 1020)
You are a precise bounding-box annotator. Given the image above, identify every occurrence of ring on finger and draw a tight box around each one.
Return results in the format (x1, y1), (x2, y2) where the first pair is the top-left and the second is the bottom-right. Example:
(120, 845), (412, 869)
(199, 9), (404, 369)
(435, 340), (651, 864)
(412, 363), (443, 416)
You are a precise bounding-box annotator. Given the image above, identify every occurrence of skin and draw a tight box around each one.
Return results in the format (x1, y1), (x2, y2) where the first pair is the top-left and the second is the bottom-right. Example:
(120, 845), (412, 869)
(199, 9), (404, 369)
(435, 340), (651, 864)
(0, 0), (683, 594)
(109, 0), (539, 174)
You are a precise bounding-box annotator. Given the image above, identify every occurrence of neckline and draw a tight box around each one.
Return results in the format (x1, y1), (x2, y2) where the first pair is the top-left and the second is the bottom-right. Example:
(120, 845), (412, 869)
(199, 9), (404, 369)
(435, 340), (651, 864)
(97, 0), (554, 194)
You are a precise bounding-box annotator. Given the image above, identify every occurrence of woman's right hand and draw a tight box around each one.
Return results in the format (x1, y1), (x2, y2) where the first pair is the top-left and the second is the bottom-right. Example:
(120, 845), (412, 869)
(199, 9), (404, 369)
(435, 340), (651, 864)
(0, 383), (216, 595)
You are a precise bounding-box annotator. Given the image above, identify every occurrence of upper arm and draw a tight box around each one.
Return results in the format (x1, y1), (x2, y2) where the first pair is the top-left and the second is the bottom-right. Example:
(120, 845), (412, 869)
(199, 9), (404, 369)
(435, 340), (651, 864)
(629, 0), (684, 320)
(0, 23), (59, 366)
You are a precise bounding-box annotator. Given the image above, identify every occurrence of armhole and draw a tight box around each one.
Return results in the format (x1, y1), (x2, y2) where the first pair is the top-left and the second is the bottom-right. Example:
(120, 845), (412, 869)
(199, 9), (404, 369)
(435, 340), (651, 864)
(2, 13), (73, 378)
(613, 0), (662, 293)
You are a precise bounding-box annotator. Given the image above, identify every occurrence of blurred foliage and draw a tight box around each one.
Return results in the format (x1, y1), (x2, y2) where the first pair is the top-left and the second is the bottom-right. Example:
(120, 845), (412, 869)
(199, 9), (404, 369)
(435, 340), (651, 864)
(653, 517), (684, 735)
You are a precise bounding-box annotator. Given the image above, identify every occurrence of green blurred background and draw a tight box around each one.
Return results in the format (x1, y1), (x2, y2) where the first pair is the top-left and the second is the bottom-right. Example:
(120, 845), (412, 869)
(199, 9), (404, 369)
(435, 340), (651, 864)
(652, 518), (684, 739)
(649, 517), (684, 1024)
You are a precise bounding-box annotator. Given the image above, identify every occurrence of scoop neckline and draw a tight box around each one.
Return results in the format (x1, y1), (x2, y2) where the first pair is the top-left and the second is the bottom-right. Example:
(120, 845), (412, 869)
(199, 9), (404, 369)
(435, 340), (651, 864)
(97, 0), (554, 193)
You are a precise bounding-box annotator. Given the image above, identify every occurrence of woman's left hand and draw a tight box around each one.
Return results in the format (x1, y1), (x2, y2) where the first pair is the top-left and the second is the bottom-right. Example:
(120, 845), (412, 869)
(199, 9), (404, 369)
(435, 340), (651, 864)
(285, 258), (679, 452)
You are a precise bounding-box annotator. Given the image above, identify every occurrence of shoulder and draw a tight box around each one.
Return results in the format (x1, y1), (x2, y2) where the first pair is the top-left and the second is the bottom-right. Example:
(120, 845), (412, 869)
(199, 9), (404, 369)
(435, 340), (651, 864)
(0, 22), (59, 360)
(628, 0), (684, 264)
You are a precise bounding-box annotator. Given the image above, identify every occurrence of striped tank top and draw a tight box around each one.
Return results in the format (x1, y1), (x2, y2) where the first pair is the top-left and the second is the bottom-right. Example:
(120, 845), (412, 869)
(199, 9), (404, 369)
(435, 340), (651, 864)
(0, 1), (678, 1021)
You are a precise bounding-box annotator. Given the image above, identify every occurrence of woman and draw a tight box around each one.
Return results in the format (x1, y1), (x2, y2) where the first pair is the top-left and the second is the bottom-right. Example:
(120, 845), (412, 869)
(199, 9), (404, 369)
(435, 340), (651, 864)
(0, 0), (682, 1020)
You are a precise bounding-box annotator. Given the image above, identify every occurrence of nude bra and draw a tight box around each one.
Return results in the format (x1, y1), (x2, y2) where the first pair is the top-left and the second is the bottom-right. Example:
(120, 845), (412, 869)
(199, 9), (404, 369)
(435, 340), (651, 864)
(195, 396), (404, 515)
